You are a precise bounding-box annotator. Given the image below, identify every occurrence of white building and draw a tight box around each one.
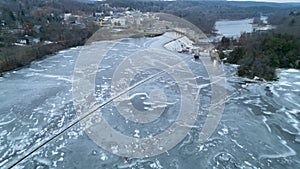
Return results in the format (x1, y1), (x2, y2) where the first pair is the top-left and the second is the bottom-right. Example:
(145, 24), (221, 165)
(64, 13), (72, 21)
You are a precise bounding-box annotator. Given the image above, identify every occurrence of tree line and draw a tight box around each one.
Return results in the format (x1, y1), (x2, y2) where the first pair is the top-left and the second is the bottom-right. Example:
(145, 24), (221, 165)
(219, 14), (300, 81)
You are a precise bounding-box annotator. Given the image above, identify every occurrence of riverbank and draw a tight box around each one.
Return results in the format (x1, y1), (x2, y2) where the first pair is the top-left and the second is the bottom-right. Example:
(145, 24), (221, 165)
(0, 41), (83, 75)
(0, 9), (216, 76)
(0, 29), (164, 76)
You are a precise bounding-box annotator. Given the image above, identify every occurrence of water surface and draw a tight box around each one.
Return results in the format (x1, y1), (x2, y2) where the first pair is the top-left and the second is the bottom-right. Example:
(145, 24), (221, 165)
(0, 35), (299, 169)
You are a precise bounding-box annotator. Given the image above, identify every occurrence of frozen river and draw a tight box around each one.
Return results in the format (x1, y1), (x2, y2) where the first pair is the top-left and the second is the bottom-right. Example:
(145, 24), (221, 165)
(215, 18), (254, 39)
(0, 33), (299, 168)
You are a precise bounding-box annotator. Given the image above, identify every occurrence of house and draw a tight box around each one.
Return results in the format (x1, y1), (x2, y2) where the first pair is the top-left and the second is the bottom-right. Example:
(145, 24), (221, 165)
(1, 20), (6, 26)
(17, 35), (40, 45)
(32, 38), (40, 44)
(18, 38), (27, 44)
(94, 12), (104, 17)
(104, 16), (112, 20)
(64, 13), (72, 21)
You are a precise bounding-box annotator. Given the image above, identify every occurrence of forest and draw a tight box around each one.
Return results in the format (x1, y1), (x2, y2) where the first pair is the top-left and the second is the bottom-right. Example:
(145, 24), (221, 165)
(0, 0), (99, 73)
(221, 13), (300, 81)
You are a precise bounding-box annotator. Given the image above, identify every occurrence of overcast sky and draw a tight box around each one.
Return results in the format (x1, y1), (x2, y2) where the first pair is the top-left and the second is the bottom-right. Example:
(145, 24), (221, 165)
(228, 0), (300, 3)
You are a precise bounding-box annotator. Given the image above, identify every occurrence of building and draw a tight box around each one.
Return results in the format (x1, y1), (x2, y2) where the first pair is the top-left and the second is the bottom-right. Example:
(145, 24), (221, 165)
(64, 13), (72, 21)
(17, 35), (40, 45)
